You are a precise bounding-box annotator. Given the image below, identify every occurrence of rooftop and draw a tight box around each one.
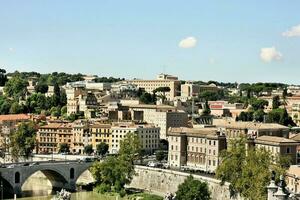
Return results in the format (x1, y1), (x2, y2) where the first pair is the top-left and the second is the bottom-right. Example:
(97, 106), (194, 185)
(40, 123), (73, 129)
(255, 135), (298, 145)
(168, 127), (222, 138)
(214, 119), (288, 130)
(0, 114), (30, 122)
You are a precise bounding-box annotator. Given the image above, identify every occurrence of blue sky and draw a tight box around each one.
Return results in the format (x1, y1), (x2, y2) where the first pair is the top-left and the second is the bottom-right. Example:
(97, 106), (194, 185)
(0, 0), (300, 83)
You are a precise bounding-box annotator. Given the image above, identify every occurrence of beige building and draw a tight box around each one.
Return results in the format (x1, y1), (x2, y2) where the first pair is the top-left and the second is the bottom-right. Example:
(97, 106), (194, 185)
(167, 127), (226, 173)
(111, 122), (160, 154)
(128, 74), (180, 100)
(181, 83), (200, 98)
(72, 120), (89, 154)
(37, 123), (73, 154)
(286, 165), (300, 194)
(89, 123), (112, 152)
(255, 136), (299, 164)
(129, 104), (188, 139)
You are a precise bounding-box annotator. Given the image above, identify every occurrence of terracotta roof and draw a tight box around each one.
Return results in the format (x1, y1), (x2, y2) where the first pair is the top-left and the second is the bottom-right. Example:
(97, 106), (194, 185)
(214, 119), (288, 130)
(0, 114), (30, 122)
(168, 127), (222, 138)
(40, 123), (73, 129)
(255, 136), (298, 145)
(90, 124), (111, 128)
(129, 104), (176, 110)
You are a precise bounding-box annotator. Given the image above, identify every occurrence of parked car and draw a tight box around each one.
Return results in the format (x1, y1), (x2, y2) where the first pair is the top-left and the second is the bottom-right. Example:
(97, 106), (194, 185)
(29, 162), (39, 166)
(7, 164), (15, 168)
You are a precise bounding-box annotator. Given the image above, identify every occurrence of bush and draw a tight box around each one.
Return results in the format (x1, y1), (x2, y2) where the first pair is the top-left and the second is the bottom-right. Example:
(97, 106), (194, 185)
(95, 183), (111, 194)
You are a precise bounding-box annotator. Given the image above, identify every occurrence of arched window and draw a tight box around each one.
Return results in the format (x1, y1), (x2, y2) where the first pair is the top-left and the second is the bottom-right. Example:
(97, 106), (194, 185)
(70, 168), (75, 179)
(15, 172), (20, 184)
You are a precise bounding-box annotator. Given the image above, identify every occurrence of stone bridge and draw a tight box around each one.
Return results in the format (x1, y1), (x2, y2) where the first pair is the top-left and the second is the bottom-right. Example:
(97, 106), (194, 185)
(0, 160), (93, 197)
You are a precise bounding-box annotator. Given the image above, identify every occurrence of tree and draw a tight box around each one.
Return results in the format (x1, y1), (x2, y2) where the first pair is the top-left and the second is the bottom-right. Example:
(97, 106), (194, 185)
(91, 132), (142, 194)
(156, 150), (166, 162)
(34, 82), (48, 93)
(139, 92), (156, 104)
(216, 137), (290, 200)
(267, 108), (296, 126)
(52, 82), (61, 106)
(61, 106), (67, 115)
(0, 68), (8, 86)
(202, 101), (211, 116)
(249, 98), (268, 111)
(58, 143), (70, 153)
(272, 95), (281, 109)
(176, 175), (211, 200)
(253, 109), (265, 122)
(4, 75), (28, 99)
(96, 142), (109, 156)
(153, 87), (170, 102)
(84, 144), (94, 155)
(10, 122), (37, 160)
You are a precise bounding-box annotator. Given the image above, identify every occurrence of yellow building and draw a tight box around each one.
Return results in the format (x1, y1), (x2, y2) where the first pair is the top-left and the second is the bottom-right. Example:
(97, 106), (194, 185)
(89, 124), (112, 152)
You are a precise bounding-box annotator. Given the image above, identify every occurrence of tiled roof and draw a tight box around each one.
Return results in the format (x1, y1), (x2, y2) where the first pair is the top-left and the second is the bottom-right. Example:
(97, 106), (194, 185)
(214, 119), (288, 130)
(0, 114), (30, 122)
(40, 123), (73, 129)
(255, 135), (298, 144)
(168, 127), (221, 138)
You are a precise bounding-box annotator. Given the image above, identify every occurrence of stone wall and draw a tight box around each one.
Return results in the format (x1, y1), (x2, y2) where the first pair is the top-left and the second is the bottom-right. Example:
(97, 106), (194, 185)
(129, 166), (241, 200)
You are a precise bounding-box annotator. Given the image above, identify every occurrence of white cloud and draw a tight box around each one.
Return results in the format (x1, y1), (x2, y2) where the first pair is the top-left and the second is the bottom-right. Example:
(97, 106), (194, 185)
(282, 24), (300, 37)
(260, 47), (282, 62)
(178, 37), (197, 48)
(8, 47), (15, 52)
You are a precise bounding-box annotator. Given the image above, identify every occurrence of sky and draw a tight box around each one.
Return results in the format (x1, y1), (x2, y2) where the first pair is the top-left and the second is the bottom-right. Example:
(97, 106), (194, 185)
(0, 0), (300, 84)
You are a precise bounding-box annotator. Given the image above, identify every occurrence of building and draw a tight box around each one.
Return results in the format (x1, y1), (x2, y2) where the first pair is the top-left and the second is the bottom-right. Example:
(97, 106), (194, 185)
(128, 74), (180, 100)
(129, 104), (188, 139)
(37, 123), (73, 154)
(286, 165), (300, 194)
(255, 136), (299, 164)
(214, 119), (290, 139)
(71, 120), (89, 154)
(167, 127), (226, 173)
(291, 103), (300, 126)
(199, 83), (219, 93)
(89, 123), (112, 153)
(0, 114), (30, 151)
(181, 83), (200, 98)
(110, 122), (160, 154)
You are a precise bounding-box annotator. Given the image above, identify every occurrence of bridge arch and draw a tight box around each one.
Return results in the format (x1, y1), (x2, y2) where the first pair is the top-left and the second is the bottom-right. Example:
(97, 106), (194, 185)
(0, 176), (15, 198)
(20, 167), (70, 196)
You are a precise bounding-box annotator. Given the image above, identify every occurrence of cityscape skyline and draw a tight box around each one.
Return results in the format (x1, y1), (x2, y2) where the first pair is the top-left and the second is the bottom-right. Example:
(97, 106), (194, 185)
(1, 1), (300, 83)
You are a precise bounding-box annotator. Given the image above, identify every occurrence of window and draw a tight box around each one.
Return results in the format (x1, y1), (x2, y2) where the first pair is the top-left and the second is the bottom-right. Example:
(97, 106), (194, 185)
(287, 147), (291, 154)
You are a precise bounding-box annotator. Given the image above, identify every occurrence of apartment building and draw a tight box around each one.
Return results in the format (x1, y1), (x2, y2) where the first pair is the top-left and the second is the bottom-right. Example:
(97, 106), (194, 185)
(292, 103), (300, 126)
(110, 122), (160, 154)
(37, 123), (73, 154)
(128, 74), (180, 100)
(72, 120), (89, 154)
(0, 114), (30, 151)
(89, 124), (112, 152)
(167, 127), (226, 173)
(255, 135), (299, 164)
(129, 104), (188, 139)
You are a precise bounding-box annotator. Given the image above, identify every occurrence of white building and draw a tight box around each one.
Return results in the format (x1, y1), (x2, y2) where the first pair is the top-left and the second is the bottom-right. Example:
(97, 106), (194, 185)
(110, 122), (160, 154)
